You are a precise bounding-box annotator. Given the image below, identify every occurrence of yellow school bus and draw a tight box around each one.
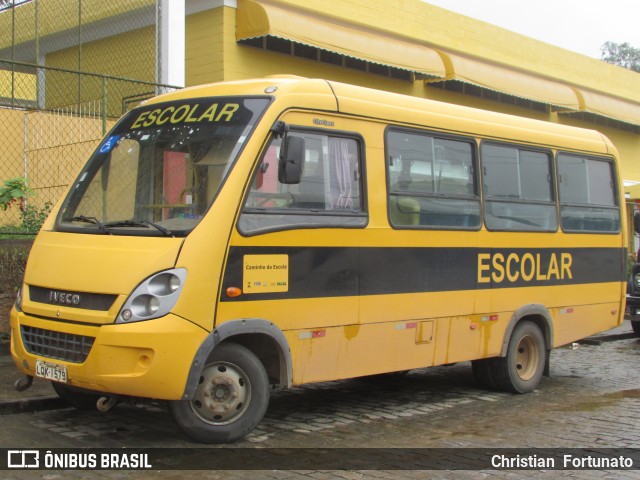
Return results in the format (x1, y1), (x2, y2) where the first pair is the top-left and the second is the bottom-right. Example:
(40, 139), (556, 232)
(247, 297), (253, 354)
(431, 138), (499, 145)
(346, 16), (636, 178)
(10, 76), (626, 443)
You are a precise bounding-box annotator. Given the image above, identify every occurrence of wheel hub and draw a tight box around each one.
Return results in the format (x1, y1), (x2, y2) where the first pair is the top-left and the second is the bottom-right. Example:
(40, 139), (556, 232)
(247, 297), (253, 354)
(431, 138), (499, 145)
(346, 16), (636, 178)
(191, 362), (251, 425)
(515, 334), (539, 381)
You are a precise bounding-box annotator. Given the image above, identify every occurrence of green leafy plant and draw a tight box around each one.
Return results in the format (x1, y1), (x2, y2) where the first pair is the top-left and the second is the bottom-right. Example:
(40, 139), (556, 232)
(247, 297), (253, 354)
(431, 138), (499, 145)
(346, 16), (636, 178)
(0, 177), (34, 212)
(21, 201), (53, 233)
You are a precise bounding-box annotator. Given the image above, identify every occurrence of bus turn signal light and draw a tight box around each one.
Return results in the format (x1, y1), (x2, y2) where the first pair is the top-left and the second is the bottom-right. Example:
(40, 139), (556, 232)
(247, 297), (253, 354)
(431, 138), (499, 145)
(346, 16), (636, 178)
(226, 287), (242, 298)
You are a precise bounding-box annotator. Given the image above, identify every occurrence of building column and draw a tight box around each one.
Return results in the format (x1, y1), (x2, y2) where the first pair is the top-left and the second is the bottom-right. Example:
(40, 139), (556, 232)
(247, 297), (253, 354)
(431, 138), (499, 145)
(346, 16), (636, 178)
(158, 0), (185, 88)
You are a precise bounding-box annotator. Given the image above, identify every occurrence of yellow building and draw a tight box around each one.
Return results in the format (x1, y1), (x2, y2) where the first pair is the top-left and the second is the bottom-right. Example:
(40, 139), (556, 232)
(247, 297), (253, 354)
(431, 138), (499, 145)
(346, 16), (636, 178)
(3, 0), (640, 227)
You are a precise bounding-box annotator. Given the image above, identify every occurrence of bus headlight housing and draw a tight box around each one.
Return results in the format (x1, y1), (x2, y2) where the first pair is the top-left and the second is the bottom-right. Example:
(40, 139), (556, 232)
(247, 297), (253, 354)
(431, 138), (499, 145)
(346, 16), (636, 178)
(117, 268), (187, 323)
(15, 285), (23, 312)
(634, 273), (640, 289)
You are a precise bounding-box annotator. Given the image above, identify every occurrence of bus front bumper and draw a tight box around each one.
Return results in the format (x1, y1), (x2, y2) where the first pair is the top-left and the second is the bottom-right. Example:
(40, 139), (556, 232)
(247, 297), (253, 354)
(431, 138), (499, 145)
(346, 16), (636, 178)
(10, 308), (208, 400)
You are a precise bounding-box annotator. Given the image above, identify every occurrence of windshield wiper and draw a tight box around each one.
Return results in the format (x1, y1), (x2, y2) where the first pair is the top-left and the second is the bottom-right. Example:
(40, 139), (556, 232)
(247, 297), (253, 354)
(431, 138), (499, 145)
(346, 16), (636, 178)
(63, 215), (110, 234)
(103, 220), (174, 237)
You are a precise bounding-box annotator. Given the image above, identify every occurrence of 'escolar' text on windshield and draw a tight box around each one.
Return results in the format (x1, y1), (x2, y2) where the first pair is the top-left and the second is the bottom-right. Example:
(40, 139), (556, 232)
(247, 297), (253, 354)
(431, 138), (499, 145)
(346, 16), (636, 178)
(130, 103), (240, 129)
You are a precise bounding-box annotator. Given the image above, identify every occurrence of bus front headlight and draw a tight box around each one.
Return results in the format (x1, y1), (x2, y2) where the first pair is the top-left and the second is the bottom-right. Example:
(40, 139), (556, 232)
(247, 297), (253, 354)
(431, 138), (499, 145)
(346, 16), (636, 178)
(634, 273), (640, 289)
(15, 285), (23, 312)
(117, 268), (187, 323)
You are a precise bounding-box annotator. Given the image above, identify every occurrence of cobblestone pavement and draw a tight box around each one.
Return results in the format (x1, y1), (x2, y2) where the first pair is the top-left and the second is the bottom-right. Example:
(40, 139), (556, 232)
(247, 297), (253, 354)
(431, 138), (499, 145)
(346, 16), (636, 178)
(0, 335), (639, 479)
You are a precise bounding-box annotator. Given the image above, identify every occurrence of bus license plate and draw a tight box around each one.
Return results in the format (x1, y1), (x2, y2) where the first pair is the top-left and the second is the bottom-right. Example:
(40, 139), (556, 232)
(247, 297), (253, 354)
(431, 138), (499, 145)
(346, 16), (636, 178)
(35, 360), (68, 383)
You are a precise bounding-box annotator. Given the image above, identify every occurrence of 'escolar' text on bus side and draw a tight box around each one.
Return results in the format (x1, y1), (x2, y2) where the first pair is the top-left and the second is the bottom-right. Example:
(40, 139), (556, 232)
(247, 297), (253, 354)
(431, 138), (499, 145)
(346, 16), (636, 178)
(477, 252), (572, 284)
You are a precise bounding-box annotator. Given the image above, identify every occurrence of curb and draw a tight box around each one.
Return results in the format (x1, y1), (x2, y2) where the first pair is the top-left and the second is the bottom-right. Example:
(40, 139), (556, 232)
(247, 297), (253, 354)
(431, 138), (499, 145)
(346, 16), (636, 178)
(0, 396), (66, 415)
(577, 331), (638, 346)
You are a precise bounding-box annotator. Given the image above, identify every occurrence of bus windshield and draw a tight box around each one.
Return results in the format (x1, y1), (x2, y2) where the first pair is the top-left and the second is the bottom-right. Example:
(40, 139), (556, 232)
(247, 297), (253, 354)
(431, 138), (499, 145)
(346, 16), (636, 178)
(57, 97), (270, 236)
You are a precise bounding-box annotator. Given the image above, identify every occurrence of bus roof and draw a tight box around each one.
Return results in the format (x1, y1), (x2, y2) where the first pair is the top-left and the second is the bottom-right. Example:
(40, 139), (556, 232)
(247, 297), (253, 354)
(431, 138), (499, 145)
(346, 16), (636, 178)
(143, 76), (615, 156)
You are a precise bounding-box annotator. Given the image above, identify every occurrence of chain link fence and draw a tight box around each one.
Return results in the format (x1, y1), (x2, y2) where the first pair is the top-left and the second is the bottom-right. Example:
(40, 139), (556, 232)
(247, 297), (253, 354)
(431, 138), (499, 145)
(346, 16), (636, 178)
(1, 0), (157, 82)
(0, 0), (177, 234)
(0, 60), (176, 234)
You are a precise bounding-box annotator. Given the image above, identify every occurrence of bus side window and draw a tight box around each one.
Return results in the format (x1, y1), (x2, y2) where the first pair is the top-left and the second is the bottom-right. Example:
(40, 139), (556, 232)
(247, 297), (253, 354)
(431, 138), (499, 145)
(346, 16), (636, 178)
(481, 143), (557, 232)
(386, 129), (480, 229)
(239, 131), (367, 235)
(557, 153), (620, 233)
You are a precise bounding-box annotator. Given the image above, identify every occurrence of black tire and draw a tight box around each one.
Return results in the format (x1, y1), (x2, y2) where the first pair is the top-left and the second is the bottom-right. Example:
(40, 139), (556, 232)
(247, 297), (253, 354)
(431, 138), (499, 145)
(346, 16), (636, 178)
(471, 358), (497, 390)
(51, 381), (102, 410)
(169, 342), (270, 444)
(491, 321), (546, 394)
(632, 320), (640, 337)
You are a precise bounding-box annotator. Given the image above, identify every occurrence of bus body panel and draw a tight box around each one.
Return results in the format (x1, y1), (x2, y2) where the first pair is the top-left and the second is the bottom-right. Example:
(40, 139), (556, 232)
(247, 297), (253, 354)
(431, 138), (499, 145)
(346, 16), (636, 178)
(217, 246), (624, 384)
(21, 232), (183, 325)
(216, 103), (625, 386)
(26, 231), (183, 295)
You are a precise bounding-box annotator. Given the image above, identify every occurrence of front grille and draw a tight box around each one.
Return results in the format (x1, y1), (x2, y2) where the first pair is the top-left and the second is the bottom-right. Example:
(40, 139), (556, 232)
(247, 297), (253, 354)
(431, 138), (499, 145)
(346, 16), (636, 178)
(21, 325), (95, 363)
(29, 285), (117, 311)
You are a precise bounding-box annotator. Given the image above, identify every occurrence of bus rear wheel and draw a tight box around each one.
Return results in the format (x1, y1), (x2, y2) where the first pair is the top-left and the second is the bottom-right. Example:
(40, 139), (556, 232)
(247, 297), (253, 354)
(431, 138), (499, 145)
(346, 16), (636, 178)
(169, 342), (270, 444)
(492, 321), (545, 394)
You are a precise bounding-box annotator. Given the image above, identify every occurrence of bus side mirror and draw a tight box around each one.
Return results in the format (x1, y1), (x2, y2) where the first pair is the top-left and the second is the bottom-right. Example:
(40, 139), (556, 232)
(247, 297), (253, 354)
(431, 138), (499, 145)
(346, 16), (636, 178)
(635, 211), (640, 235)
(278, 136), (305, 184)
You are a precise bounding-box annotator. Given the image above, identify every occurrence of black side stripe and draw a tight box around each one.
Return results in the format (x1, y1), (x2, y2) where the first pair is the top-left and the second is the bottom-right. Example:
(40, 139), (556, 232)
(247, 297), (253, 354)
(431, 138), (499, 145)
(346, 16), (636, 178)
(221, 246), (626, 302)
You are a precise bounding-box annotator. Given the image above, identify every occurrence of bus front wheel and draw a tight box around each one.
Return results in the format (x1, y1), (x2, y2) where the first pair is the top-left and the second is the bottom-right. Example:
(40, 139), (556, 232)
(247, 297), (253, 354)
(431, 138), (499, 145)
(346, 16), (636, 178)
(170, 342), (270, 444)
(492, 321), (545, 393)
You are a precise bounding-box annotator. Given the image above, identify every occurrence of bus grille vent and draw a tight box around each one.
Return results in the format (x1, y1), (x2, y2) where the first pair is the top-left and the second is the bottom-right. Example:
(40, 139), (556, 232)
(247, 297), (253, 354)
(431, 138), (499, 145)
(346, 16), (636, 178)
(20, 326), (95, 363)
(29, 286), (117, 311)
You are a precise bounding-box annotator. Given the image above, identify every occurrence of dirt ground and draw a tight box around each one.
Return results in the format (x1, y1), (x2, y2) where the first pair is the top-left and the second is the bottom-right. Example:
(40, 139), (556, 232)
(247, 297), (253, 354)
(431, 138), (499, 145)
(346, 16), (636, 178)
(0, 294), (13, 334)
(0, 238), (32, 335)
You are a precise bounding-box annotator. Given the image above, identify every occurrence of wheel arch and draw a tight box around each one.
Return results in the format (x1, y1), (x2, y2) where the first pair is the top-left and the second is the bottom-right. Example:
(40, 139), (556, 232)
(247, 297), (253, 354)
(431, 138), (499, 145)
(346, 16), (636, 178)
(500, 304), (554, 357)
(182, 318), (292, 400)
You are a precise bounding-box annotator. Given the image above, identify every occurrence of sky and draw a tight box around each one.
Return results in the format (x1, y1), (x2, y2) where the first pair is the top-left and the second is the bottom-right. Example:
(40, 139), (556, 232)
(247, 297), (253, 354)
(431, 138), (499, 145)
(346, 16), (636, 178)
(422, 0), (640, 59)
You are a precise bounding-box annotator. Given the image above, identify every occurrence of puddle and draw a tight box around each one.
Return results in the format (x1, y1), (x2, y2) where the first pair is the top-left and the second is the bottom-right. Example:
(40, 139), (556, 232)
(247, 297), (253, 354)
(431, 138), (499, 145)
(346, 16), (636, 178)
(602, 388), (640, 400)
(557, 389), (640, 412)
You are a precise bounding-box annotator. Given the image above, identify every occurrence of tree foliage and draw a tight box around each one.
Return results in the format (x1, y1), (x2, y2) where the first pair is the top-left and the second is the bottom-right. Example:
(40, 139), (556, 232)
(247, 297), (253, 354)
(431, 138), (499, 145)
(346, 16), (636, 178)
(601, 41), (640, 72)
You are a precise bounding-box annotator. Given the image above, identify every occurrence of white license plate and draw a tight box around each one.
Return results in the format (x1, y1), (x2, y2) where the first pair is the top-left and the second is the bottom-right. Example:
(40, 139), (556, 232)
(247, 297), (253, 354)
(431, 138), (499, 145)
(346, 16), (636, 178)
(35, 360), (68, 383)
